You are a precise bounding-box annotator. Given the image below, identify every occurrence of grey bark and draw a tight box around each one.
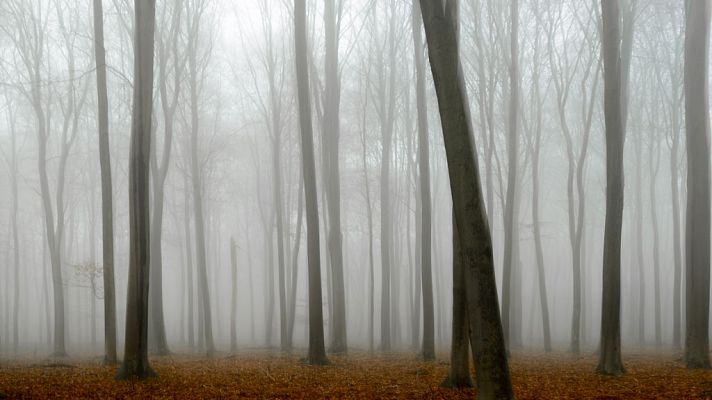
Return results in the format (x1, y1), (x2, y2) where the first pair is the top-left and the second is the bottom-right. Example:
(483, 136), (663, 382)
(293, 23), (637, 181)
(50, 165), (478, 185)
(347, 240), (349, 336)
(683, 0), (711, 370)
(186, 0), (215, 356)
(92, 0), (118, 365)
(420, 0), (514, 397)
(230, 238), (238, 353)
(597, 0), (626, 376)
(501, 0), (519, 349)
(323, 0), (347, 355)
(412, 0), (435, 361)
(294, 0), (328, 366)
(116, 0), (157, 380)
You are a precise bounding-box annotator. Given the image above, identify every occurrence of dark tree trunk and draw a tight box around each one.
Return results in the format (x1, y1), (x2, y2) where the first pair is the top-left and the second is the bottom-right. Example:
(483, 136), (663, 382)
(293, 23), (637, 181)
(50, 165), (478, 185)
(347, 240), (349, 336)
(91, 0), (118, 357)
(420, 1), (513, 397)
(116, 0), (157, 380)
(683, 0), (711, 370)
(294, 0), (328, 366)
(597, 0), (626, 376)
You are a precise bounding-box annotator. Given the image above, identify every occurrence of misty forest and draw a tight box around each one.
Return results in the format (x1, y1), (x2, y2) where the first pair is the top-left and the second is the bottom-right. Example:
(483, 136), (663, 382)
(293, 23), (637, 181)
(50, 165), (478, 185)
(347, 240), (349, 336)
(0, 0), (711, 399)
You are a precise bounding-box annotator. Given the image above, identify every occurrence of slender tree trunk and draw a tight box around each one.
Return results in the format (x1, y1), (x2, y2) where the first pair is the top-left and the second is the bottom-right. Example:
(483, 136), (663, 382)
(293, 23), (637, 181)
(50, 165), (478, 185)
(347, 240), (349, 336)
(635, 136), (645, 344)
(683, 0), (711, 370)
(287, 173), (304, 347)
(323, 0), (347, 355)
(89, 14), (113, 248)
(183, 172), (195, 349)
(188, 14), (215, 355)
(230, 238), (238, 353)
(597, 0), (626, 376)
(501, 0), (519, 348)
(648, 129), (662, 347)
(116, 0), (157, 379)
(412, 0), (434, 361)
(295, 0), (328, 366)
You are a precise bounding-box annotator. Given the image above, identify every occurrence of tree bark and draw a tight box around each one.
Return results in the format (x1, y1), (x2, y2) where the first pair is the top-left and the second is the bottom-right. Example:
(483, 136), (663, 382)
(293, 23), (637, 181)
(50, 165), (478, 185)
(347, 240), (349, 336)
(420, 1), (513, 397)
(412, 0), (435, 361)
(90, 5), (118, 354)
(230, 238), (238, 353)
(323, 0), (347, 355)
(501, 0), (519, 349)
(186, 0), (215, 356)
(597, 0), (626, 376)
(294, 0), (328, 366)
(683, 0), (711, 370)
(116, 0), (157, 380)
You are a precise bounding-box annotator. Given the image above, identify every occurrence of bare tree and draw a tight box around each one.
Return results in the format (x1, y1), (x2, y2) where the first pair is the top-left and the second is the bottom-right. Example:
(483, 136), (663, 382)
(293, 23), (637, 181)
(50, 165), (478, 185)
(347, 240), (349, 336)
(92, 0), (118, 365)
(420, 0), (513, 397)
(597, 0), (625, 376)
(186, 0), (215, 356)
(322, 0), (347, 355)
(411, 0), (434, 361)
(116, 0), (157, 380)
(294, 0), (328, 366)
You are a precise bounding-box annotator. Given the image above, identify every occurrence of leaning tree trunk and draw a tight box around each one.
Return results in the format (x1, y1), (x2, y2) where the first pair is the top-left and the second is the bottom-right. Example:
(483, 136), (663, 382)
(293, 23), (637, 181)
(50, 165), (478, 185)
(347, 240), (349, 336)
(597, 0), (626, 376)
(420, 0), (514, 397)
(294, 0), (328, 366)
(116, 0), (157, 380)
(683, 0), (711, 370)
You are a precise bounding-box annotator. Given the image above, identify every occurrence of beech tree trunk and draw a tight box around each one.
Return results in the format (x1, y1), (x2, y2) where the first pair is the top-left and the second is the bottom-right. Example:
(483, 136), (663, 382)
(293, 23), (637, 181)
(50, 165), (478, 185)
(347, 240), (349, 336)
(597, 0), (626, 376)
(420, 0), (513, 397)
(412, 0), (435, 361)
(92, 0), (117, 365)
(683, 0), (711, 370)
(294, 0), (328, 366)
(116, 0), (157, 380)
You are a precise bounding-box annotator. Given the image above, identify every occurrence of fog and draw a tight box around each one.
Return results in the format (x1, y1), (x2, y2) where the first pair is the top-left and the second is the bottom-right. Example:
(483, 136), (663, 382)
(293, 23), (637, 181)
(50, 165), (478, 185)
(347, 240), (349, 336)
(0, 0), (707, 372)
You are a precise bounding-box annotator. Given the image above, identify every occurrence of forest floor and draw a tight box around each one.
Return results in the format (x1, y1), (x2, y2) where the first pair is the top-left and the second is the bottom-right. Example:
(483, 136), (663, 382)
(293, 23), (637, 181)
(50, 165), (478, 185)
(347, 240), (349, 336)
(0, 349), (710, 399)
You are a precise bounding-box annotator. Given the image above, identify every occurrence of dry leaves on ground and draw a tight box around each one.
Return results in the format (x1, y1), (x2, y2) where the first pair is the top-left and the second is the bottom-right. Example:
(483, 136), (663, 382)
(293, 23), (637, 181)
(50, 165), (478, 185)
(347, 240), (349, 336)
(0, 350), (710, 399)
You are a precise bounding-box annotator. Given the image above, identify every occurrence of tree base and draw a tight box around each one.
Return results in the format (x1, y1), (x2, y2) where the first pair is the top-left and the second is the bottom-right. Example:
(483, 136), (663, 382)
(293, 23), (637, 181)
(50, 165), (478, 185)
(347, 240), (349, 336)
(304, 355), (329, 366)
(595, 363), (625, 376)
(115, 361), (157, 380)
(440, 374), (474, 389)
(685, 356), (711, 369)
(102, 355), (118, 366)
(50, 351), (68, 359)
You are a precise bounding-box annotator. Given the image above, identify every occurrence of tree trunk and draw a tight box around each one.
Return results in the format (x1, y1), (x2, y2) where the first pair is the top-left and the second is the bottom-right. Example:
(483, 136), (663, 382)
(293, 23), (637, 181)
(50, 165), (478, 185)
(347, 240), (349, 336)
(501, 0), (519, 349)
(597, 0), (626, 376)
(441, 218), (473, 388)
(116, 0), (157, 379)
(648, 126), (662, 347)
(183, 172), (195, 349)
(323, 0), (347, 355)
(412, 0), (435, 361)
(187, 0), (215, 355)
(420, 1), (513, 397)
(294, 0), (328, 366)
(683, 0), (711, 370)
(90, 7), (118, 353)
(230, 238), (238, 353)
